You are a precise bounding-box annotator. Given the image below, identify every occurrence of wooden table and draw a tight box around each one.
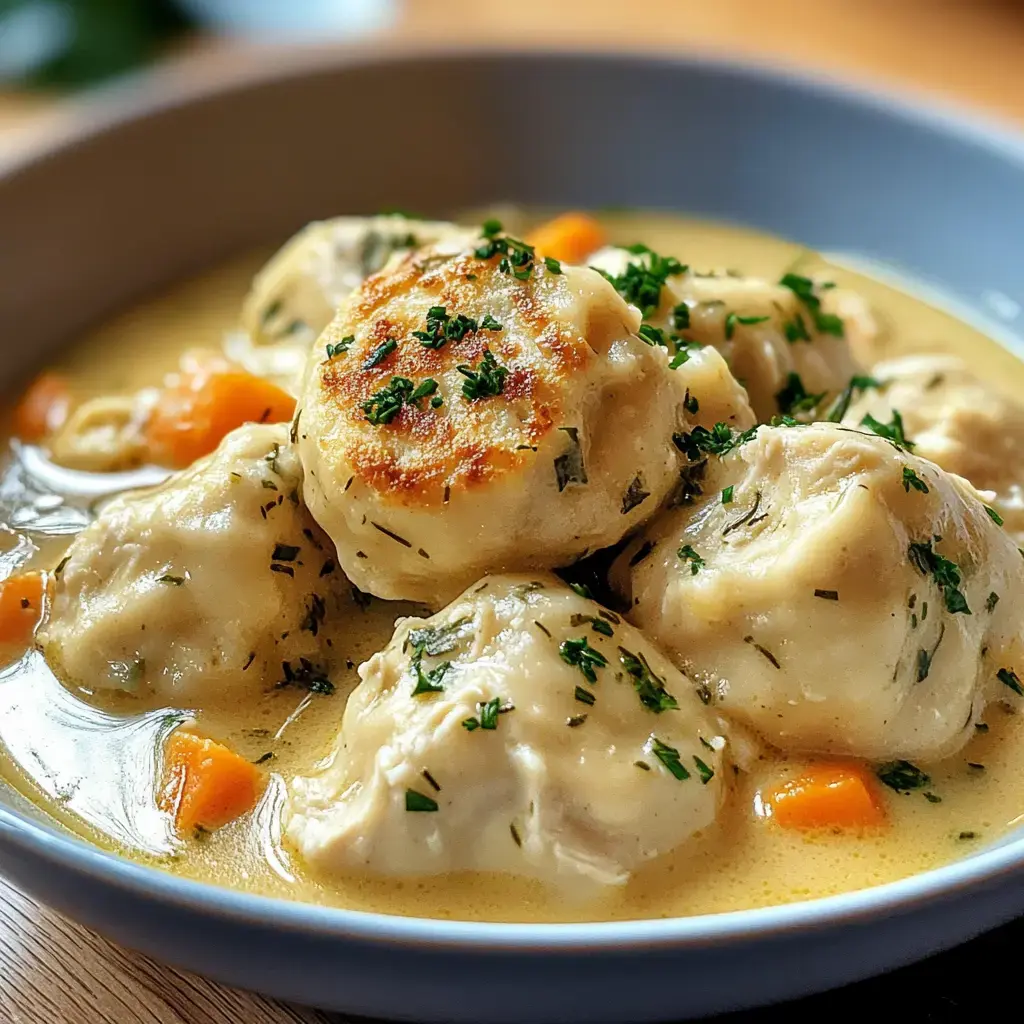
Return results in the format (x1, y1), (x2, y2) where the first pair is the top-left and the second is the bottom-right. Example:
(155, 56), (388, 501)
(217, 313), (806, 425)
(4, 0), (1024, 1019)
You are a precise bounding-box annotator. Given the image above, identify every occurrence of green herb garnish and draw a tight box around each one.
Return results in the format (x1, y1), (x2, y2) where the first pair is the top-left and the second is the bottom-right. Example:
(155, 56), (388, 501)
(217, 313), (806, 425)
(405, 789), (439, 812)
(560, 637), (608, 684)
(677, 544), (704, 575)
(651, 738), (690, 781)
(724, 312), (770, 341)
(457, 348), (509, 400)
(902, 467), (929, 493)
(619, 647), (678, 713)
(876, 760), (930, 792)
(775, 372), (824, 416)
(362, 338), (397, 370)
(860, 411), (915, 451)
(908, 539), (971, 615)
(595, 244), (687, 317)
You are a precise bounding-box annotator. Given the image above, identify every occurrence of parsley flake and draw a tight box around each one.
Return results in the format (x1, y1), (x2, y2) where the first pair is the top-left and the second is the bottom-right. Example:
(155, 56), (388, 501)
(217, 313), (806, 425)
(362, 338), (397, 370)
(560, 637), (608, 683)
(619, 647), (678, 713)
(902, 467), (929, 493)
(457, 348), (509, 400)
(595, 244), (687, 317)
(405, 789), (439, 812)
(677, 544), (704, 574)
(908, 539), (971, 615)
(651, 738), (690, 781)
(860, 411), (915, 451)
(775, 372), (824, 416)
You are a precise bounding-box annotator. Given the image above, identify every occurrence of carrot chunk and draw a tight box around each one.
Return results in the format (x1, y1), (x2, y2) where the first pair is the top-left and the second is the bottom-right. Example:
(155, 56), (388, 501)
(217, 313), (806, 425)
(526, 212), (607, 265)
(768, 761), (886, 830)
(13, 373), (72, 442)
(145, 369), (296, 468)
(159, 730), (265, 835)
(0, 571), (48, 648)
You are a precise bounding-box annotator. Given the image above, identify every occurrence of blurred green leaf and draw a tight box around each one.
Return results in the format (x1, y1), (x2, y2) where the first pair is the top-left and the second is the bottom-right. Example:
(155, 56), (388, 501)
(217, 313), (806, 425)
(0, 0), (194, 89)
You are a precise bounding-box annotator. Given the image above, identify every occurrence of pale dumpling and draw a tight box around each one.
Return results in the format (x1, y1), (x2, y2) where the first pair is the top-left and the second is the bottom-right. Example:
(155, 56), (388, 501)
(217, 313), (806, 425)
(284, 574), (729, 888)
(41, 424), (351, 710)
(297, 231), (754, 606)
(612, 422), (1024, 761)
(589, 246), (870, 421)
(241, 215), (476, 347)
(844, 354), (1024, 542)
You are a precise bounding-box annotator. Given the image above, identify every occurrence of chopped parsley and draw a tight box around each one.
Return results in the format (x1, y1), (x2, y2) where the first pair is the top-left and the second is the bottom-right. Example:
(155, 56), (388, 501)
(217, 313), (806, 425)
(411, 658), (453, 697)
(570, 613), (614, 637)
(574, 685), (596, 706)
(651, 738), (690, 781)
(985, 505), (1005, 527)
(594, 243), (687, 317)
(876, 760), (930, 793)
(860, 410), (915, 451)
(783, 313), (811, 343)
(998, 667), (1024, 696)
(775, 372), (824, 416)
(814, 589), (839, 601)
(271, 543), (300, 562)
(621, 475), (650, 514)
(779, 273), (844, 337)
(405, 789), (439, 812)
(825, 375), (880, 422)
(677, 544), (704, 574)
(986, 592), (1000, 613)
(908, 539), (971, 615)
(413, 305), (503, 350)
(544, 256), (563, 275)
(693, 756), (715, 785)
(619, 647), (679, 713)
(408, 617), (473, 657)
(559, 637), (608, 683)
(157, 574), (185, 586)
(362, 376), (439, 425)
(457, 348), (509, 400)
(672, 421), (758, 461)
(474, 220), (545, 280)
(683, 391), (699, 415)
(325, 335), (354, 359)
(277, 658), (335, 695)
(724, 312), (770, 341)
(362, 338), (397, 370)
(554, 426), (587, 490)
(671, 303), (691, 330)
(638, 324), (669, 347)
(721, 485), (734, 505)
(902, 467), (929, 494)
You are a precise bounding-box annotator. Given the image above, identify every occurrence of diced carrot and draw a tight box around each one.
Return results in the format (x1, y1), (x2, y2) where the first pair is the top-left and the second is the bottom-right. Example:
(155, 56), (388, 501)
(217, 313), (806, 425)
(13, 373), (72, 442)
(526, 212), (607, 265)
(145, 368), (296, 468)
(0, 571), (48, 648)
(159, 729), (265, 836)
(767, 761), (886, 831)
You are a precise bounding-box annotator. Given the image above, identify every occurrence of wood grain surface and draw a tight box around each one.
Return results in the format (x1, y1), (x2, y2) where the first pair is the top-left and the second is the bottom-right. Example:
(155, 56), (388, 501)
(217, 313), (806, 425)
(4, 0), (1024, 1020)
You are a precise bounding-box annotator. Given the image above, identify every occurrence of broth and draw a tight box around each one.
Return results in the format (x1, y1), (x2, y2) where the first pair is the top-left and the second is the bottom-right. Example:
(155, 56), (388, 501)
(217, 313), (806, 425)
(1, 212), (1022, 922)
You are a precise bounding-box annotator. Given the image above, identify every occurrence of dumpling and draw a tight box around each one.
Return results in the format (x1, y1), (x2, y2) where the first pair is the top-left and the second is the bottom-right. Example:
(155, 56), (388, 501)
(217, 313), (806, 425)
(611, 421), (1024, 761)
(297, 229), (754, 606)
(241, 215), (477, 347)
(589, 246), (869, 421)
(844, 354), (1024, 541)
(41, 424), (351, 710)
(284, 574), (729, 888)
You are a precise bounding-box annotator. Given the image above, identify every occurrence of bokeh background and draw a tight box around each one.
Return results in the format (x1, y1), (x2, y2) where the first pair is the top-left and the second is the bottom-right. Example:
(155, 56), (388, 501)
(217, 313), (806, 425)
(4, 0), (1024, 157)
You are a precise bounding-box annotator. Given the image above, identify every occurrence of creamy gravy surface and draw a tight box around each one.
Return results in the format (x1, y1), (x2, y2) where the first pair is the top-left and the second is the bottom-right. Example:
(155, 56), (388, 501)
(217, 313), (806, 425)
(2, 212), (1023, 923)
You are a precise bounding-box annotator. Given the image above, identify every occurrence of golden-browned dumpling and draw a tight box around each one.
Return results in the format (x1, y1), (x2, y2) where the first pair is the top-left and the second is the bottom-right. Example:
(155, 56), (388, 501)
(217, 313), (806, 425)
(589, 246), (870, 421)
(241, 215), (476, 347)
(297, 231), (754, 606)
(41, 424), (350, 710)
(284, 574), (729, 888)
(844, 354), (1024, 541)
(612, 422), (1024, 761)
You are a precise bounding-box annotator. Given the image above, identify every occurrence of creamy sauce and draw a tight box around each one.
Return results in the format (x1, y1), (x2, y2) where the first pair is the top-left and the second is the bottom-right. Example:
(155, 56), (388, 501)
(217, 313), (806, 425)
(2, 212), (1023, 922)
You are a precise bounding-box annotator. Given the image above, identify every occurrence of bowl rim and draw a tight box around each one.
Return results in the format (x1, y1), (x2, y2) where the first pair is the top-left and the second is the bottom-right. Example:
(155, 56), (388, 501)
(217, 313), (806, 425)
(4, 43), (1024, 952)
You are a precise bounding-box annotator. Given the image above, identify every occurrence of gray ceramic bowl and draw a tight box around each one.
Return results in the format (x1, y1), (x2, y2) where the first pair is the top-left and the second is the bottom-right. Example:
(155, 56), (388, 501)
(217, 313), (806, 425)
(2, 47), (1024, 1023)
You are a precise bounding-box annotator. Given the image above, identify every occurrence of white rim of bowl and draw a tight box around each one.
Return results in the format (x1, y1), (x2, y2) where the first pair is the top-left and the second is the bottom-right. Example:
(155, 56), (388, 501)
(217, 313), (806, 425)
(3, 44), (1024, 952)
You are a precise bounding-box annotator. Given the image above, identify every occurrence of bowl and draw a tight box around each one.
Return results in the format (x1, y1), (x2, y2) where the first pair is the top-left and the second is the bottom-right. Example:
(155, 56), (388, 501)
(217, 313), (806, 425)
(2, 47), (1024, 1023)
